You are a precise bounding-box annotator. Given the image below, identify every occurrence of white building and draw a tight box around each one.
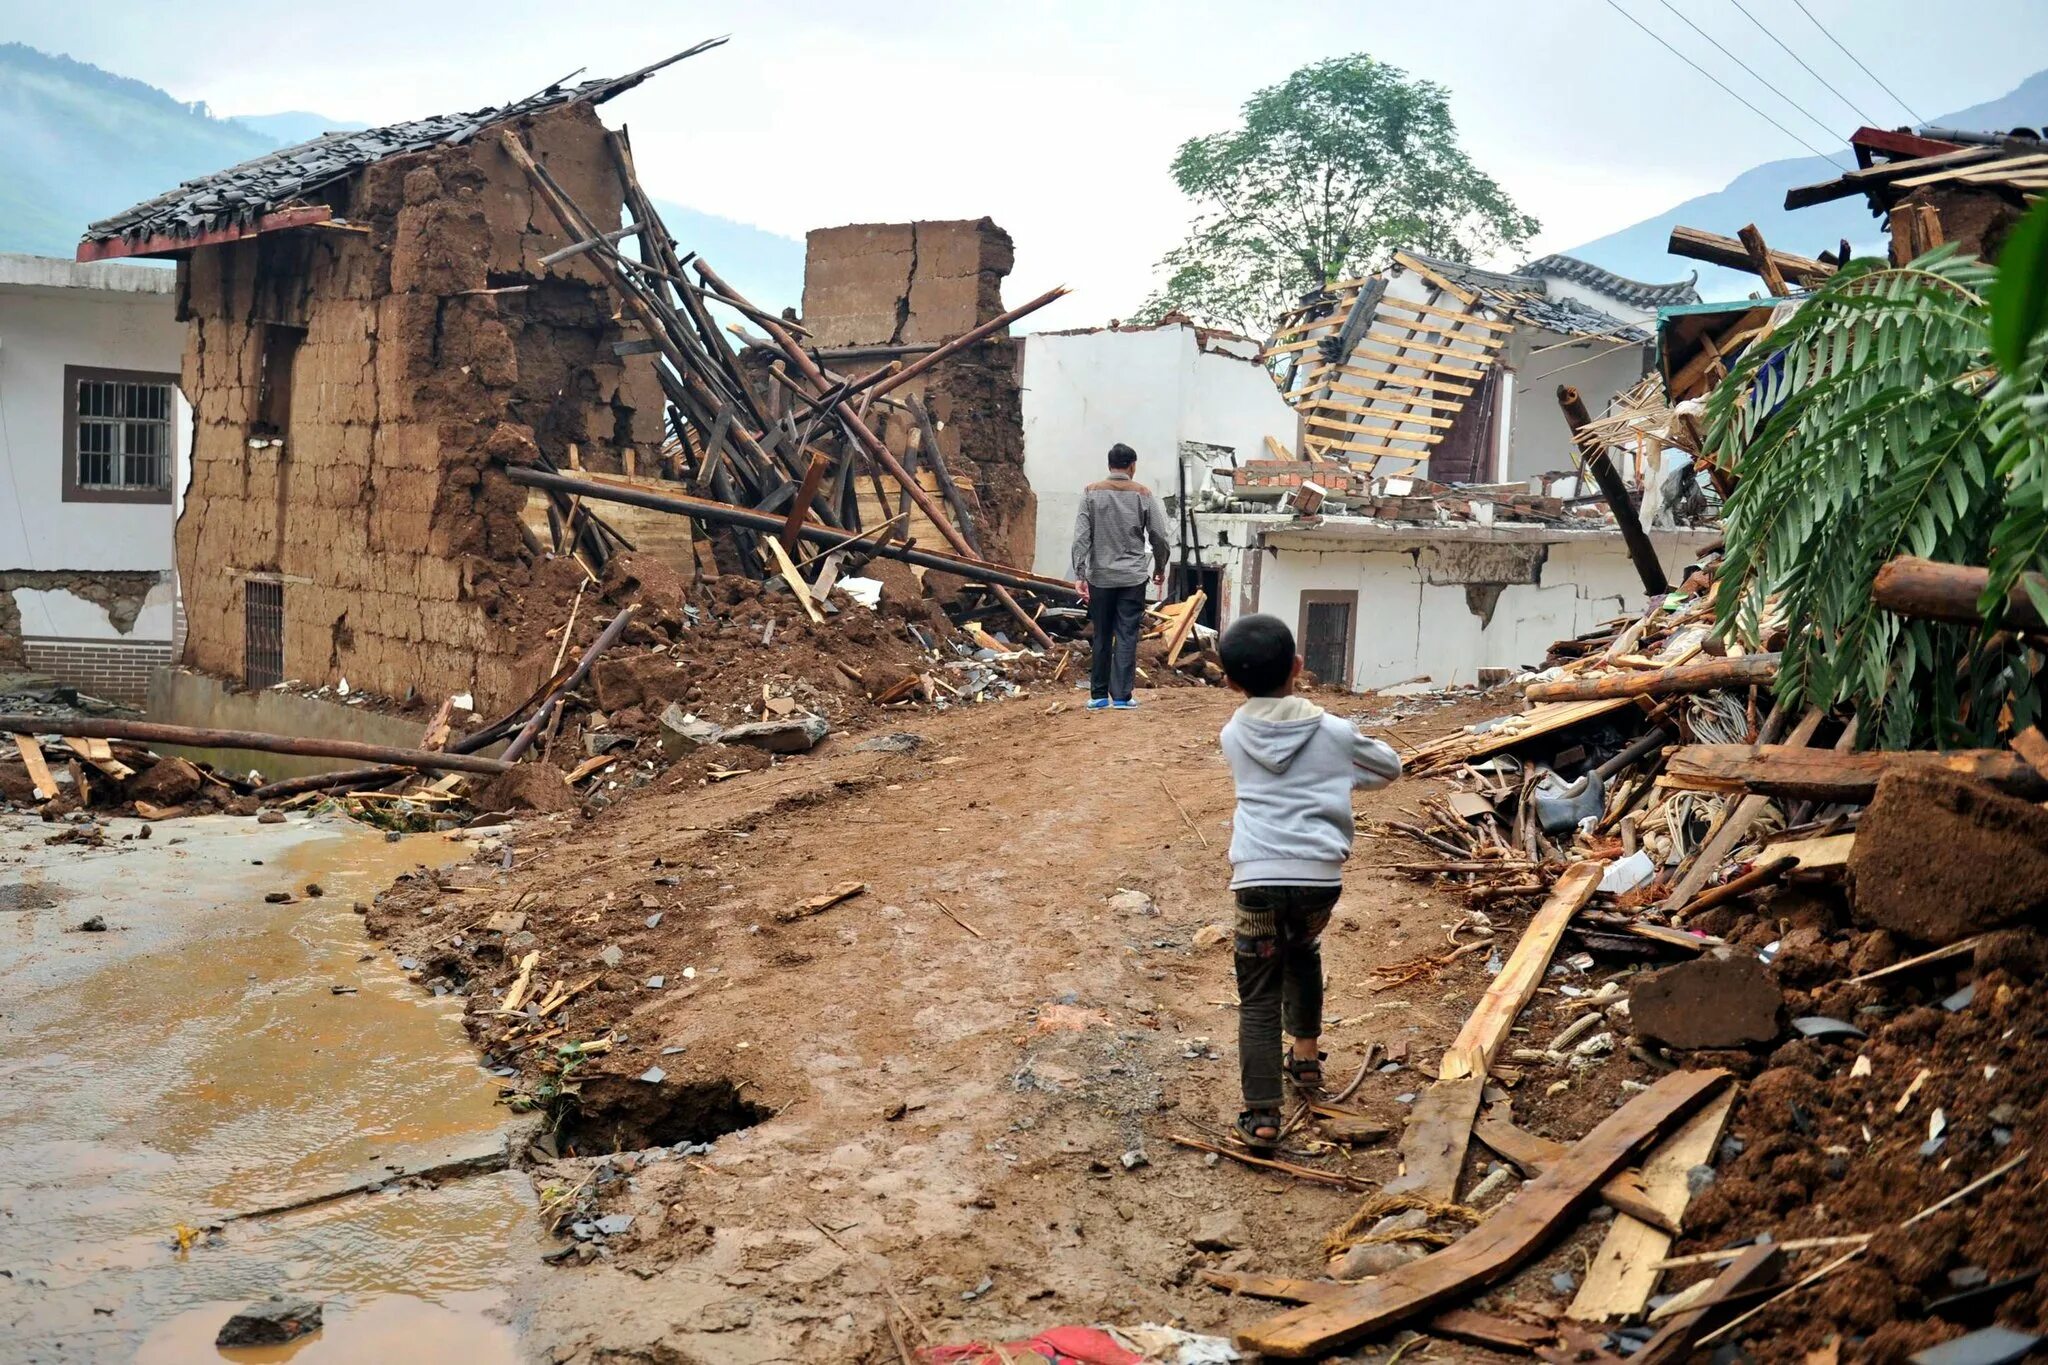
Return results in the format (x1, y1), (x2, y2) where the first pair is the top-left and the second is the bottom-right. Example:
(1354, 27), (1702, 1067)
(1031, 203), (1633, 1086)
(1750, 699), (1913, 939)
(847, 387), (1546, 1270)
(1019, 317), (1297, 614)
(1194, 514), (1718, 690)
(0, 253), (187, 703)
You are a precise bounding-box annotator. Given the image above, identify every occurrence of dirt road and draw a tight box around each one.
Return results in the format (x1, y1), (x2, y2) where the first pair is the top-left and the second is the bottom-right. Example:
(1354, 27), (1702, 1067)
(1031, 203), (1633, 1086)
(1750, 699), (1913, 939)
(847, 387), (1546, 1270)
(371, 685), (1525, 1362)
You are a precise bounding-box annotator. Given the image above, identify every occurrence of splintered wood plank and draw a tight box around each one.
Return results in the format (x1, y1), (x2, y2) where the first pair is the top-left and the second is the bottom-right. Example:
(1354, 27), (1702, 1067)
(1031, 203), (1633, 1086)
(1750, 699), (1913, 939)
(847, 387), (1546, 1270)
(11, 734), (58, 801)
(1385, 1075), (1486, 1201)
(1198, 1273), (1554, 1353)
(1163, 591), (1205, 667)
(1772, 832), (1857, 871)
(1240, 1070), (1732, 1358)
(60, 736), (134, 781)
(763, 534), (825, 625)
(1440, 862), (1603, 1081)
(1568, 1087), (1738, 1321)
(1471, 1110), (1675, 1233)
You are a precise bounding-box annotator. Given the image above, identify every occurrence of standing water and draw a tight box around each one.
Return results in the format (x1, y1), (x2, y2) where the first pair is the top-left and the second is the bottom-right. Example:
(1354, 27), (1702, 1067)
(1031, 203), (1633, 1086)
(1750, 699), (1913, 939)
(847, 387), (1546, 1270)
(0, 812), (533, 1362)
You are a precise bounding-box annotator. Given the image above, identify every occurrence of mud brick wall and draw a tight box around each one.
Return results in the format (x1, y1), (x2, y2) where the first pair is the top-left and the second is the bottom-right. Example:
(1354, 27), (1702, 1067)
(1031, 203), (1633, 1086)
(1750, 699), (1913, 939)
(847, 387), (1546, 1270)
(174, 105), (663, 712)
(800, 219), (1034, 569)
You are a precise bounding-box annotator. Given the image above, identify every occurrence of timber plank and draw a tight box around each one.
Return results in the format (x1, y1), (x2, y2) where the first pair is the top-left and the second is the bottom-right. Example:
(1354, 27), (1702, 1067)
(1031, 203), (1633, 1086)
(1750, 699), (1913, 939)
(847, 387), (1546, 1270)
(1238, 1069), (1732, 1357)
(1440, 862), (1603, 1080)
(1198, 1274), (1552, 1353)
(12, 734), (58, 801)
(1568, 1088), (1737, 1321)
(1385, 1075), (1485, 1201)
(1471, 1111), (1675, 1233)
(1662, 744), (2048, 803)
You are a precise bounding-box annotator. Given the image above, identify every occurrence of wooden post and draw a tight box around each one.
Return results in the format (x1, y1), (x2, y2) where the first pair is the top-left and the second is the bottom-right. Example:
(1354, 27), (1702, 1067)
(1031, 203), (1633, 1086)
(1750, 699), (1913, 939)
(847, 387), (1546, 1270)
(1873, 555), (2045, 633)
(781, 449), (831, 555)
(1737, 223), (1792, 297)
(1559, 385), (1671, 597)
(1, 719), (512, 776)
(500, 606), (637, 763)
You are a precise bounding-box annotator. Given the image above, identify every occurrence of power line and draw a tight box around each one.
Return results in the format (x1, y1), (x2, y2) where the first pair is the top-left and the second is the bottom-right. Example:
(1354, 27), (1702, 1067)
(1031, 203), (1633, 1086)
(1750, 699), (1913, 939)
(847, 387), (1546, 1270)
(1653, 0), (1848, 149)
(1725, 0), (1879, 127)
(1788, 0), (1927, 125)
(1601, 0), (1850, 170)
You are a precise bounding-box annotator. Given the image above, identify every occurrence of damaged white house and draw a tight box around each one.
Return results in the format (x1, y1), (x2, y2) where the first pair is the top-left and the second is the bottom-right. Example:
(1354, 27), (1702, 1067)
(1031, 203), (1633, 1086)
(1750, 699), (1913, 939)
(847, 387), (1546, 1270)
(1186, 250), (1713, 691)
(0, 253), (187, 703)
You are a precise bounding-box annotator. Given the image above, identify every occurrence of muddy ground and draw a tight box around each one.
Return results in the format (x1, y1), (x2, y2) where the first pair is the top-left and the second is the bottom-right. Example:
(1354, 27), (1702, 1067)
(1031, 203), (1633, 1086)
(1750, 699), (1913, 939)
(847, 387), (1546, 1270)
(365, 686), (1680, 1363)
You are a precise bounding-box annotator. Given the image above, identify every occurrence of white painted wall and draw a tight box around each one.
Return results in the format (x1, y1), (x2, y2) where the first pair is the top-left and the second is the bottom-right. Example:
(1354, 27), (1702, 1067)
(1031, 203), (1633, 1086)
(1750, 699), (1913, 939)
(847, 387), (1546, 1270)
(1498, 326), (1649, 484)
(1020, 323), (1296, 579)
(0, 255), (186, 642)
(1188, 515), (1718, 691)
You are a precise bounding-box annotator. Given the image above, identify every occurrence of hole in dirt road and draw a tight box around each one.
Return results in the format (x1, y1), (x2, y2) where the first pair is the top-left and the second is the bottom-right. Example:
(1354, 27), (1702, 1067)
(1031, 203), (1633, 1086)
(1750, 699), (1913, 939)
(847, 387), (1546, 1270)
(557, 1074), (770, 1154)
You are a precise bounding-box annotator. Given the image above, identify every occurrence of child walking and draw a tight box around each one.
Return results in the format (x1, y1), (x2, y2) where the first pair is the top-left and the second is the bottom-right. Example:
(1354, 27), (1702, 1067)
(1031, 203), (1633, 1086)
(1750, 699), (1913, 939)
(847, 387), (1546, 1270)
(1216, 613), (1402, 1151)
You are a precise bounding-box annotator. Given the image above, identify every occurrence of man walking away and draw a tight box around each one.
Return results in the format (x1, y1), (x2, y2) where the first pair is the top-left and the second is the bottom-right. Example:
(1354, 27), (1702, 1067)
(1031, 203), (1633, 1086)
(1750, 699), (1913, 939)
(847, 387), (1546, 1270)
(1070, 443), (1171, 710)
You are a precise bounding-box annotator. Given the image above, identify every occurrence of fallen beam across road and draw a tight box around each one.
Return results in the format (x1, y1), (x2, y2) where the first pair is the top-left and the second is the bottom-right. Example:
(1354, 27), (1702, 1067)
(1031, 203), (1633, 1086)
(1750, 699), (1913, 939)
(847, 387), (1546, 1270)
(0, 717), (514, 776)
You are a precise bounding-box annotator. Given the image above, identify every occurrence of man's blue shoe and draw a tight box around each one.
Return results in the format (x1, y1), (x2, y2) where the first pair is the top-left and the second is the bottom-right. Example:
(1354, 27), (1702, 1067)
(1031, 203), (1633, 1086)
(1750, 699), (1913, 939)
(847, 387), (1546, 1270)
(1111, 698), (1140, 710)
(1086, 698), (1112, 710)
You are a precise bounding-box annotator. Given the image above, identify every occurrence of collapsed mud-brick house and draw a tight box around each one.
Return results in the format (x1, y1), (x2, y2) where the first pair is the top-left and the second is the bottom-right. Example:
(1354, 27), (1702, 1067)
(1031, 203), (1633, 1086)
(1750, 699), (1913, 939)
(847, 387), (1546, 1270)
(74, 61), (698, 715)
(0, 253), (188, 703)
(770, 219), (1037, 575)
(1176, 250), (1711, 692)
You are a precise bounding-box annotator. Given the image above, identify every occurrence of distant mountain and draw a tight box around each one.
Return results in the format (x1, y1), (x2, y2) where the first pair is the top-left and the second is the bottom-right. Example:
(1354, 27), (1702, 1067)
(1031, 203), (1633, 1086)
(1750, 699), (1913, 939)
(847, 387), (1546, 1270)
(226, 110), (369, 143)
(1561, 68), (2048, 300)
(0, 43), (274, 257)
(0, 43), (806, 312)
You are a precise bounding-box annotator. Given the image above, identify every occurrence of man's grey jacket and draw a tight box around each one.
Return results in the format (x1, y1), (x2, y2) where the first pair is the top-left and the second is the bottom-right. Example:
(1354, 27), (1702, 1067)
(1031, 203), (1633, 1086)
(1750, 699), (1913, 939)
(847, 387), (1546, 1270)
(1069, 472), (1172, 588)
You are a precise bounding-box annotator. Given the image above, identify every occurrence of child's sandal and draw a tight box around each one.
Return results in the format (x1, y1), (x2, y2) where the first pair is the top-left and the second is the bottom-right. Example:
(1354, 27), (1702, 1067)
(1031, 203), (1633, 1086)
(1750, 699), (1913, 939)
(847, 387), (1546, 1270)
(1235, 1110), (1282, 1154)
(1284, 1050), (1326, 1093)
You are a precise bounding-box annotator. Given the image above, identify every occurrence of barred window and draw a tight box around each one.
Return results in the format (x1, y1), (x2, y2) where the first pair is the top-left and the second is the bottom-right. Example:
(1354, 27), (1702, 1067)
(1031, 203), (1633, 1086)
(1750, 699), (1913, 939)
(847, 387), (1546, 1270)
(63, 366), (178, 504)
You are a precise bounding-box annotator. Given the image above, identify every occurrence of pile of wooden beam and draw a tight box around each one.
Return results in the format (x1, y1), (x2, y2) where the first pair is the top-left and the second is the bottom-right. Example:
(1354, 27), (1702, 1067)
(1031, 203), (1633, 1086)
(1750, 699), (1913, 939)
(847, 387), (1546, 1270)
(496, 128), (1076, 651)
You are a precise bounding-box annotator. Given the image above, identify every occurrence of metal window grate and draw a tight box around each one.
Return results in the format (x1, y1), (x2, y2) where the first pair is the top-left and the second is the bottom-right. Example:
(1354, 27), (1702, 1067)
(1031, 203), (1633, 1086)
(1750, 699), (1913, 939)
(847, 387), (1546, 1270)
(1303, 599), (1352, 689)
(76, 377), (173, 491)
(244, 581), (284, 688)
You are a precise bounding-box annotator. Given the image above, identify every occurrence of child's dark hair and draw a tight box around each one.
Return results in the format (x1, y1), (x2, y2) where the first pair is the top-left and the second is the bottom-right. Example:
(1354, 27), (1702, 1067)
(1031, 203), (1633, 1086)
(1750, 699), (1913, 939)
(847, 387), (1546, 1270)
(1219, 613), (1296, 696)
(1107, 442), (1137, 469)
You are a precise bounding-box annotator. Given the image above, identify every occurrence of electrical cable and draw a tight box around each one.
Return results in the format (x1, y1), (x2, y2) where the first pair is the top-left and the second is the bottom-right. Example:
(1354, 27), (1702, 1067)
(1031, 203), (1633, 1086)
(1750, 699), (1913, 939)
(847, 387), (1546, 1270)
(1602, 0), (1850, 170)
(1788, 0), (1927, 125)
(1653, 0), (1849, 150)
(1725, 0), (1879, 127)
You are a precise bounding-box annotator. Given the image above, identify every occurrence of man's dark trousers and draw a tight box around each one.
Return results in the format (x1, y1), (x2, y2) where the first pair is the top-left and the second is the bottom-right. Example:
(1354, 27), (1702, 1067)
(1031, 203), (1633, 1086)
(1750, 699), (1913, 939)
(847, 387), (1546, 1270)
(1088, 583), (1146, 702)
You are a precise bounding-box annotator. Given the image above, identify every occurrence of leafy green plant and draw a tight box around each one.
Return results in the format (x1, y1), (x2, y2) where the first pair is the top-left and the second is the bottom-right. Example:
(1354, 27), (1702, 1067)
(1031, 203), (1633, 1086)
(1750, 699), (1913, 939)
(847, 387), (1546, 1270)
(1709, 245), (2048, 749)
(1138, 55), (1536, 334)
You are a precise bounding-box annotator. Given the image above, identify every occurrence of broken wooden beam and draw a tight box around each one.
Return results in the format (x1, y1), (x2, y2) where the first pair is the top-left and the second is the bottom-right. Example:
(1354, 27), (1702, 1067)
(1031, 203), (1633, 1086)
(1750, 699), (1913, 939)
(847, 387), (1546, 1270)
(1737, 224), (1792, 297)
(1633, 1243), (1783, 1364)
(1524, 653), (1779, 703)
(1235, 1069), (1732, 1358)
(502, 465), (1079, 601)
(1665, 225), (1836, 288)
(1, 717), (511, 776)
(1198, 1274), (1554, 1354)
(501, 605), (638, 764)
(1872, 555), (2047, 633)
(1470, 1110), (1676, 1234)
(1387, 862), (1603, 1203)
(1663, 744), (2048, 803)
(1559, 386), (1669, 597)
(848, 284), (1069, 405)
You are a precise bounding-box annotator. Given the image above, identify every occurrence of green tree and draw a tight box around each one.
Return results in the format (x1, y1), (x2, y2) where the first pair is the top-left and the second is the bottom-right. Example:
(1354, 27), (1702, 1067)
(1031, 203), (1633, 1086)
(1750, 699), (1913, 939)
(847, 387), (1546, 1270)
(1139, 55), (1538, 334)
(1709, 244), (2048, 750)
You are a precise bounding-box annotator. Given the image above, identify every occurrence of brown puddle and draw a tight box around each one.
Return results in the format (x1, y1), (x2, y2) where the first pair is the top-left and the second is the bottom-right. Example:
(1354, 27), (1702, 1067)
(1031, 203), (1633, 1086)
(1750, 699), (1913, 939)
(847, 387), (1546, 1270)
(0, 813), (533, 1361)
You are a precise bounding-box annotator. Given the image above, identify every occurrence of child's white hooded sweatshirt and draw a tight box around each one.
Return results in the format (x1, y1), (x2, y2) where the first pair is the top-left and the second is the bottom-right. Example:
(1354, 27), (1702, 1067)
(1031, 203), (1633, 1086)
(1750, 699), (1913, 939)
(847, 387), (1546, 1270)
(1220, 696), (1403, 889)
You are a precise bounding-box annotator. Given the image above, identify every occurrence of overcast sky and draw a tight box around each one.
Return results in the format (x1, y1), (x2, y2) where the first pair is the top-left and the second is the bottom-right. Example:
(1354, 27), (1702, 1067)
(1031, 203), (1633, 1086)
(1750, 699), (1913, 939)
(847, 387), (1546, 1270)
(6, 0), (2040, 322)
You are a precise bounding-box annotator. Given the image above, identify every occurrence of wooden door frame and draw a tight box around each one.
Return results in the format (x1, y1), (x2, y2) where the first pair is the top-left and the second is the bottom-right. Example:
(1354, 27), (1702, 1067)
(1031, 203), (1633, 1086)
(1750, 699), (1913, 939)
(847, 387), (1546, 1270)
(1297, 589), (1359, 690)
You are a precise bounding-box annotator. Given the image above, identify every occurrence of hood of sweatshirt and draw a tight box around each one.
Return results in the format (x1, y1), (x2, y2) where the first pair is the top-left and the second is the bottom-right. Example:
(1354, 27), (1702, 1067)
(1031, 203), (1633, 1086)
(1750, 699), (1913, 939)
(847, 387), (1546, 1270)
(1228, 695), (1328, 773)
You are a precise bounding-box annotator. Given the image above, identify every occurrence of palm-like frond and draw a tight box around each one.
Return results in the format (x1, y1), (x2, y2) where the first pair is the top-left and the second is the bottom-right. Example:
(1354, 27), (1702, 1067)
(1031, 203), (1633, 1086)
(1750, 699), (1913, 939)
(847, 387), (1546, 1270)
(1707, 247), (2048, 748)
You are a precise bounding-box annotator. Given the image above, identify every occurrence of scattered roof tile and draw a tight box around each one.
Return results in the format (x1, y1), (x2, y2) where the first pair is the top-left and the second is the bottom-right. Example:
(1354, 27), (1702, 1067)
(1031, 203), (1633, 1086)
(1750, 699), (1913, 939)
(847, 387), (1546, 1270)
(82, 40), (724, 249)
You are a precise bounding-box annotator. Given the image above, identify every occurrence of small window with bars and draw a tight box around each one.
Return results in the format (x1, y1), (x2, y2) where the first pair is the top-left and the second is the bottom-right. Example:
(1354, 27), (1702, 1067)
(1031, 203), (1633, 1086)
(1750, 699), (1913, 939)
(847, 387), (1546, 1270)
(63, 367), (177, 502)
(245, 580), (285, 689)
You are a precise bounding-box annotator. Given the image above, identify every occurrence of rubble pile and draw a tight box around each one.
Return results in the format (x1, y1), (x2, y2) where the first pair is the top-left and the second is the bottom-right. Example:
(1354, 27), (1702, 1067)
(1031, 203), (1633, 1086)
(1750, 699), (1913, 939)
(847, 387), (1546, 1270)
(1197, 548), (2048, 1361)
